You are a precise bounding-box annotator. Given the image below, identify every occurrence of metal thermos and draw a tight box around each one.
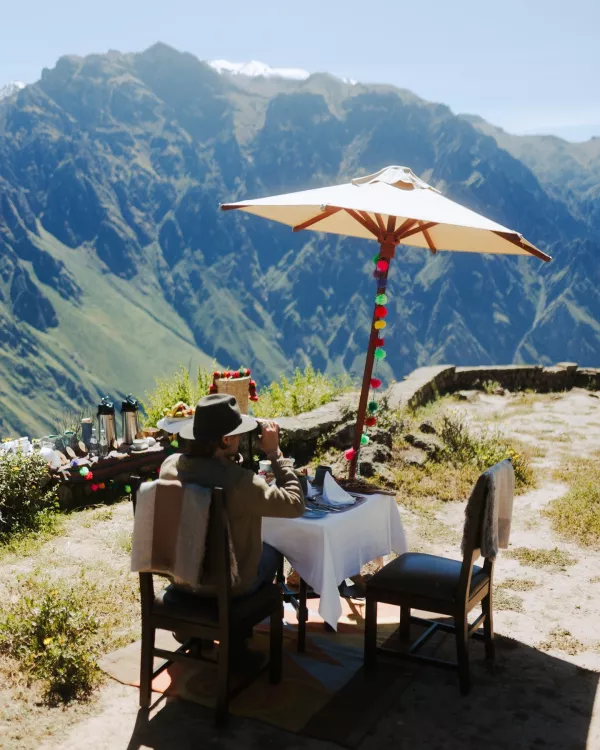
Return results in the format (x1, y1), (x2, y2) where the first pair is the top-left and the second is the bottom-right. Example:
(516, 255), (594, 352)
(121, 395), (140, 445)
(97, 397), (117, 450)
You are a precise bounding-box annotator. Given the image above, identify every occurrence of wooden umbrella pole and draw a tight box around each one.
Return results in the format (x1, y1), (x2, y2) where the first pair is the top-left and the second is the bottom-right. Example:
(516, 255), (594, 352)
(349, 242), (394, 479)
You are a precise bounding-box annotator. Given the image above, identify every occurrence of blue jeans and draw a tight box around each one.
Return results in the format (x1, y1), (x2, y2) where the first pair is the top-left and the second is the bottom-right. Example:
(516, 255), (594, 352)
(243, 542), (280, 595)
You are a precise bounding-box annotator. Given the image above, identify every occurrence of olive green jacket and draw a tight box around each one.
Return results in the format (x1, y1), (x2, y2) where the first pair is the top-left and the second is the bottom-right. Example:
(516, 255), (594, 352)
(159, 452), (304, 594)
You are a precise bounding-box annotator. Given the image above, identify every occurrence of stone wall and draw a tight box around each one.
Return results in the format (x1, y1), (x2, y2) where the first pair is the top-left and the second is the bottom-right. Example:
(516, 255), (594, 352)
(278, 362), (600, 460)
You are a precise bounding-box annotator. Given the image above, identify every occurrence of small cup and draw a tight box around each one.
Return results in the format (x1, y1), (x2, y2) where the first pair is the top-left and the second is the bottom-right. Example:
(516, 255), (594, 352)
(296, 474), (309, 496)
(314, 465), (332, 486)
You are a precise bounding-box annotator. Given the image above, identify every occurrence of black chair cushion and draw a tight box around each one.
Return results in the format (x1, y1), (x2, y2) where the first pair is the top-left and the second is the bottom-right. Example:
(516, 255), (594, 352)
(152, 583), (281, 628)
(367, 553), (489, 602)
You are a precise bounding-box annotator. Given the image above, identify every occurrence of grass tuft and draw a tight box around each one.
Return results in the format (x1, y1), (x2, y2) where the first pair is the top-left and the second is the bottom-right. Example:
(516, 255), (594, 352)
(537, 628), (584, 655)
(497, 578), (539, 592)
(547, 455), (600, 547)
(493, 587), (524, 612)
(505, 546), (574, 570)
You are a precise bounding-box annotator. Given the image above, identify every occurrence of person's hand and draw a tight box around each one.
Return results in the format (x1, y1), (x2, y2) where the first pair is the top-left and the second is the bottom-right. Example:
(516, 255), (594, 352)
(257, 420), (280, 458)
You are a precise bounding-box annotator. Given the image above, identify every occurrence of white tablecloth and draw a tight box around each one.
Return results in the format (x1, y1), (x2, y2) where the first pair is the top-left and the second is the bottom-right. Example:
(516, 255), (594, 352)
(262, 494), (407, 629)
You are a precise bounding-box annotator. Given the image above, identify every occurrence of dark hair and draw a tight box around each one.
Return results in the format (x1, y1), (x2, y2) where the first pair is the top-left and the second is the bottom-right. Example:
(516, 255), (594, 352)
(188, 435), (227, 458)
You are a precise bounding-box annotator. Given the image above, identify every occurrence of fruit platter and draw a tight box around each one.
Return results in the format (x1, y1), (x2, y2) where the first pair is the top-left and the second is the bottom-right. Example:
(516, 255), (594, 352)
(162, 401), (195, 420)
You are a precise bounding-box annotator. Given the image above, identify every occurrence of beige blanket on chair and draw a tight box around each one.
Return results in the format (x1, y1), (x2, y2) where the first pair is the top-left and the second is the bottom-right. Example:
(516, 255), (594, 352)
(130, 479), (239, 587)
(462, 459), (515, 560)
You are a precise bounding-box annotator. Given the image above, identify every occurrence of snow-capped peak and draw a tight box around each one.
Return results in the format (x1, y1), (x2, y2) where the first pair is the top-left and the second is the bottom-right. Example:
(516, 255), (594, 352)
(209, 59), (310, 81)
(0, 81), (25, 101)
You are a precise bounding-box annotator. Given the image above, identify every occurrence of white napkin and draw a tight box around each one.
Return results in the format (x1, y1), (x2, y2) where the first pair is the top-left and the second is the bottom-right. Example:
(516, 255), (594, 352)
(306, 480), (320, 499)
(322, 472), (355, 506)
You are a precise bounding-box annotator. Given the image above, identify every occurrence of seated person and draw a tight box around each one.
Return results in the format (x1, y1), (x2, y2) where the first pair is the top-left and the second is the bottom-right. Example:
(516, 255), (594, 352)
(159, 393), (304, 596)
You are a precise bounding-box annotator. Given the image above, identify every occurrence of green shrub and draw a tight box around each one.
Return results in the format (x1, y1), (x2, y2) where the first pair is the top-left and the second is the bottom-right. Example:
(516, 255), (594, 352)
(142, 364), (213, 427)
(252, 365), (350, 418)
(437, 414), (533, 490)
(0, 451), (58, 541)
(482, 380), (502, 395)
(0, 578), (100, 704)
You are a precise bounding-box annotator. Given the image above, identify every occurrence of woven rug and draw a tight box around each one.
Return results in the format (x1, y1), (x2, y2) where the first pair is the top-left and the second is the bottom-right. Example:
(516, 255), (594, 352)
(100, 598), (416, 747)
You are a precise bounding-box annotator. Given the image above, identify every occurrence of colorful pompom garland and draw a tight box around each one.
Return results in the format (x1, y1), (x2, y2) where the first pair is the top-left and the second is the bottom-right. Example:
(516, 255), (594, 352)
(346, 252), (391, 472)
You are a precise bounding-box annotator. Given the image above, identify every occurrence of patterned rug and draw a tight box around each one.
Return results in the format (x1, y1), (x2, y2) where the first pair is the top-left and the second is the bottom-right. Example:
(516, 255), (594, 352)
(100, 598), (417, 747)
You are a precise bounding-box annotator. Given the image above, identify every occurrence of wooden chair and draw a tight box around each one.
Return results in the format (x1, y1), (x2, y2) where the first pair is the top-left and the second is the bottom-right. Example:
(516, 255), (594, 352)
(132, 480), (283, 726)
(364, 465), (504, 695)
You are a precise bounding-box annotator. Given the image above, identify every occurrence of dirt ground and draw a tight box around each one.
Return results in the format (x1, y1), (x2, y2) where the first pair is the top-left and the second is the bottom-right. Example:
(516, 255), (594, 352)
(2, 389), (600, 750)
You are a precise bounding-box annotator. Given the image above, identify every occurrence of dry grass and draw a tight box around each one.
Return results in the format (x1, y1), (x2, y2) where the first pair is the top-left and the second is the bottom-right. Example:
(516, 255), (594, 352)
(497, 578), (539, 592)
(504, 546), (575, 570)
(393, 462), (479, 509)
(537, 628), (585, 655)
(493, 588), (524, 612)
(547, 455), (600, 547)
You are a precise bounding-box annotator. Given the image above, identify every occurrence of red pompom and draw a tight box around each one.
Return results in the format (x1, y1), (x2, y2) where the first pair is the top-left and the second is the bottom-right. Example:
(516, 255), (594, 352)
(370, 377), (382, 388)
(246, 368), (251, 375)
(344, 448), (357, 461)
(250, 396), (259, 402)
(213, 371), (221, 379)
(209, 384), (218, 394)
(375, 305), (388, 318)
(365, 417), (377, 427)
(86, 472), (93, 481)
(250, 380), (256, 387)
(375, 337), (385, 347)
(91, 484), (99, 492)
(233, 371), (240, 378)
(376, 260), (389, 272)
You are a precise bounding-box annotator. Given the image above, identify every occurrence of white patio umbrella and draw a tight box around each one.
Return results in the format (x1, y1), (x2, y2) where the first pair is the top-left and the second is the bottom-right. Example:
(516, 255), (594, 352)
(221, 166), (551, 477)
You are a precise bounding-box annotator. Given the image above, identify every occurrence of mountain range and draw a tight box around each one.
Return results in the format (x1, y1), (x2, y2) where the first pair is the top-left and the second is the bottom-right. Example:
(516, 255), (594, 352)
(0, 42), (598, 437)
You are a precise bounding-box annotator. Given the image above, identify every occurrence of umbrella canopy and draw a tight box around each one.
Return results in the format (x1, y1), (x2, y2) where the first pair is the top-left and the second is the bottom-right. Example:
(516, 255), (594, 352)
(222, 166), (551, 262)
(221, 166), (551, 478)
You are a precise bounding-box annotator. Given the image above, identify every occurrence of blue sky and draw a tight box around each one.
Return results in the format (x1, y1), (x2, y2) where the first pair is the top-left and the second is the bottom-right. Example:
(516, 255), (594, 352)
(1, 0), (599, 141)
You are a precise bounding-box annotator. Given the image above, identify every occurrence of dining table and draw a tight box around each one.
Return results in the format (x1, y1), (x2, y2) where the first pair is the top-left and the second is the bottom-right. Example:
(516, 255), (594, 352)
(262, 491), (408, 650)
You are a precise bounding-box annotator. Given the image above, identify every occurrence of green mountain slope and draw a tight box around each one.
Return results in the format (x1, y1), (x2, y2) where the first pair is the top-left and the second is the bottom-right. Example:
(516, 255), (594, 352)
(0, 43), (598, 436)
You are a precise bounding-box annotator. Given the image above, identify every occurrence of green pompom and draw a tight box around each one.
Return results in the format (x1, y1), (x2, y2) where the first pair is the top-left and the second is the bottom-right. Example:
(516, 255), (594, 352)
(375, 293), (388, 304)
(372, 254), (380, 264)
(124, 484), (132, 494)
(360, 434), (370, 446)
(374, 348), (386, 360)
(171, 440), (179, 448)
(368, 401), (378, 413)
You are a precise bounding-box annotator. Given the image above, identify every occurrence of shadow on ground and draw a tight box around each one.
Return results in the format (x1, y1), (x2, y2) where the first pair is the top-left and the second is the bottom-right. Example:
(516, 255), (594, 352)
(125, 632), (599, 750)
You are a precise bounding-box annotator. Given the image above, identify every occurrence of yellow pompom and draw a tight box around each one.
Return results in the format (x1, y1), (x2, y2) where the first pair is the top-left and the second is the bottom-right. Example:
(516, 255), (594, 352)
(374, 320), (386, 329)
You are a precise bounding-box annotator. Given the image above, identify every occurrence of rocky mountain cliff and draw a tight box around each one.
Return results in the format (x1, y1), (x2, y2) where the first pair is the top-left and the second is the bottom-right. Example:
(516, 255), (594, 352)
(1, 43), (598, 436)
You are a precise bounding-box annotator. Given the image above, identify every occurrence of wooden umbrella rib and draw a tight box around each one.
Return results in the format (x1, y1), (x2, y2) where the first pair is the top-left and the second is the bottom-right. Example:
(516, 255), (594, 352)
(220, 204), (248, 211)
(393, 218), (418, 240)
(397, 221), (438, 241)
(357, 211), (382, 237)
(492, 231), (552, 262)
(344, 208), (380, 237)
(374, 213), (387, 234)
(386, 215), (396, 233)
(292, 206), (342, 232)
(419, 222), (437, 254)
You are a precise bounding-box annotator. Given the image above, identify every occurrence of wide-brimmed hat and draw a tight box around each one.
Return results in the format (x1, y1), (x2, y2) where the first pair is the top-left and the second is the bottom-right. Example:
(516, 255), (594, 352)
(179, 393), (258, 441)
